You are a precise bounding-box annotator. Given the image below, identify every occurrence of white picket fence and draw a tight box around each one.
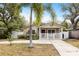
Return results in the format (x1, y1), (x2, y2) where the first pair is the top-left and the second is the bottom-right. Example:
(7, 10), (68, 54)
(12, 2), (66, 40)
(39, 32), (69, 40)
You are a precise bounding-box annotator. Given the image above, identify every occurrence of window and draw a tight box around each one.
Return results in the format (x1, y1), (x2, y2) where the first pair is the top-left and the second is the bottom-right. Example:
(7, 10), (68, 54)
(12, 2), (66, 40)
(41, 30), (45, 33)
(48, 30), (55, 33)
(52, 30), (55, 33)
(48, 30), (51, 33)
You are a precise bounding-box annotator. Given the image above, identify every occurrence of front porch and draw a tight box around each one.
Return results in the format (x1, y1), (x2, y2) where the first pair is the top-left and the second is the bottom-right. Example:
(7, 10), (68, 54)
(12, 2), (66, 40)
(39, 26), (63, 40)
(39, 25), (69, 40)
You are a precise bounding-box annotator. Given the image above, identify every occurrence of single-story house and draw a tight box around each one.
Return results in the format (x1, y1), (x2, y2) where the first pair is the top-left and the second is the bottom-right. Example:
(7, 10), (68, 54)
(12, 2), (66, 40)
(38, 23), (63, 40)
(11, 23), (69, 40)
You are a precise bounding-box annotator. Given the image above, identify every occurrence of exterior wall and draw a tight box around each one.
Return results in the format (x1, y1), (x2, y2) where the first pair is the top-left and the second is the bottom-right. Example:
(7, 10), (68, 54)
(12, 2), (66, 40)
(69, 30), (79, 39)
(61, 32), (69, 40)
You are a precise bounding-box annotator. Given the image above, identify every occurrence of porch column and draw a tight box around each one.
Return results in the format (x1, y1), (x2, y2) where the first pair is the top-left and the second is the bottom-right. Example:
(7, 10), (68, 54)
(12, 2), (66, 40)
(47, 29), (48, 39)
(61, 28), (63, 32)
(39, 27), (41, 40)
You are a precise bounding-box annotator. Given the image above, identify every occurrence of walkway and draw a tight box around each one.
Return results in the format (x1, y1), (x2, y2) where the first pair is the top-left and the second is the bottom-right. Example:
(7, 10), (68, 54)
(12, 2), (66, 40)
(0, 40), (51, 44)
(51, 40), (79, 56)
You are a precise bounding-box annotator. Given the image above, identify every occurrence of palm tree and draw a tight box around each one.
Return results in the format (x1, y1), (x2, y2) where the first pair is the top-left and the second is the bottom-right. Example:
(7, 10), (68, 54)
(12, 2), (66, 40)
(22, 3), (56, 48)
(34, 4), (56, 26)
(33, 4), (56, 39)
(22, 3), (43, 48)
(44, 4), (56, 25)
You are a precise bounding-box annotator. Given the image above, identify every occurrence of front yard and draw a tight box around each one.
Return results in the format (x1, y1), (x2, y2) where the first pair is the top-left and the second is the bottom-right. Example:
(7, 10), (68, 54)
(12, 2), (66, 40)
(65, 39), (79, 48)
(0, 43), (59, 56)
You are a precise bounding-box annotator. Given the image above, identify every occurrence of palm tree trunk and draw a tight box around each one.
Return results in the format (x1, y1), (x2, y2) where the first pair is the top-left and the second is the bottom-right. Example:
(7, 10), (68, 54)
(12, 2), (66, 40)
(29, 4), (33, 48)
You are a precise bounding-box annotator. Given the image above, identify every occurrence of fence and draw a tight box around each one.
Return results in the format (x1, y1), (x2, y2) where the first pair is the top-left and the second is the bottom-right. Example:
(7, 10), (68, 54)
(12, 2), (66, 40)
(69, 30), (79, 39)
(39, 32), (69, 40)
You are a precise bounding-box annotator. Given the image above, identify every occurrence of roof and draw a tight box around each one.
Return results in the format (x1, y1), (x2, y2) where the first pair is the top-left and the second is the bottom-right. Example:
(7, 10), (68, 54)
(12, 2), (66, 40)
(39, 25), (61, 29)
(24, 22), (61, 31)
(39, 23), (61, 29)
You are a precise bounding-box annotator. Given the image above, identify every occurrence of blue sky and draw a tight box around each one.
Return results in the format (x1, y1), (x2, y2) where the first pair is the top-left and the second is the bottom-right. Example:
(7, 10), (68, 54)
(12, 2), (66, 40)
(20, 3), (64, 23)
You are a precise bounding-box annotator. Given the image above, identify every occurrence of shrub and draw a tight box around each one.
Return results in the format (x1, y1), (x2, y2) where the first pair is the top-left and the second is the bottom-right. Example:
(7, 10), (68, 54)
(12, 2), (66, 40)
(26, 34), (39, 40)
(18, 33), (39, 40)
(18, 35), (27, 39)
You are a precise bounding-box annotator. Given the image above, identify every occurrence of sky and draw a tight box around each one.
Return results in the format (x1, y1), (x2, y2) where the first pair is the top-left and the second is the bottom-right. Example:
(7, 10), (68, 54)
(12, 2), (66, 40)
(20, 3), (64, 23)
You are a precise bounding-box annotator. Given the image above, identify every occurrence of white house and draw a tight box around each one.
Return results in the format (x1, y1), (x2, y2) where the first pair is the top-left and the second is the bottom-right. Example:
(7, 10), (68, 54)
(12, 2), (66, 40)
(38, 23), (63, 40)
(11, 23), (69, 40)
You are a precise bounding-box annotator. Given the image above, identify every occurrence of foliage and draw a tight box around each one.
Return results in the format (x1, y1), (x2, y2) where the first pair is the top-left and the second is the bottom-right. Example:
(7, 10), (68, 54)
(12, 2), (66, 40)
(0, 3), (25, 39)
(18, 34), (39, 40)
(33, 3), (56, 26)
(62, 20), (69, 30)
(61, 3), (79, 30)
(26, 34), (39, 40)
(44, 4), (56, 25)
(33, 3), (43, 27)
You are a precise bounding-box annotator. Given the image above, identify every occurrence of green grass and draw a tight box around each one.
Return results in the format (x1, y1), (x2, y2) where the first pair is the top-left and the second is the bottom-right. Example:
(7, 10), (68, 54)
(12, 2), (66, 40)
(0, 44), (59, 56)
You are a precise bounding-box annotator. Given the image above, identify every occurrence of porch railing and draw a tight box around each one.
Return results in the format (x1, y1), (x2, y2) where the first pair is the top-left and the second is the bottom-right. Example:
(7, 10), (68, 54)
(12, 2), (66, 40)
(39, 32), (69, 40)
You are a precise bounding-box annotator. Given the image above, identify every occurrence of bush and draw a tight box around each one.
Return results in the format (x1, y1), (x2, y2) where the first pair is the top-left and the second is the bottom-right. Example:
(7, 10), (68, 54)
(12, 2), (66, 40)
(26, 34), (39, 40)
(0, 32), (8, 39)
(18, 34), (39, 40)
(32, 34), (39, 40)
(18, 35), (27, 39)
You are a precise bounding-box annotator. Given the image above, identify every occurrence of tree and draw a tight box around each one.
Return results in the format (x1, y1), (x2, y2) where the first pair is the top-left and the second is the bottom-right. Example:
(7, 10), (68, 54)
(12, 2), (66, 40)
(61, 3), (79, 30)
(22, 3), (56, 47)
(33, 4), (56, 41)
(22, 3), (43, 48)
(62, 20), (69, 31)
(0, 3), (24, 45)
(44, 4), (56, 25)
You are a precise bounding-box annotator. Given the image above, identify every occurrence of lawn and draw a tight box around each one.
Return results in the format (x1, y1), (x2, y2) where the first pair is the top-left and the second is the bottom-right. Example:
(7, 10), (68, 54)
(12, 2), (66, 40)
(65, 39), (79, 48)
(0, 44), (59, 56)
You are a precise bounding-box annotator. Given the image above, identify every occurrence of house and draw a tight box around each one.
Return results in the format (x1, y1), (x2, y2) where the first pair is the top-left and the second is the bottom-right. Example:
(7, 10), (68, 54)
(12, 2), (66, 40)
(25, 22), (69, 40)
(38, 23), (63, 40)
(11, 22), (69, 40)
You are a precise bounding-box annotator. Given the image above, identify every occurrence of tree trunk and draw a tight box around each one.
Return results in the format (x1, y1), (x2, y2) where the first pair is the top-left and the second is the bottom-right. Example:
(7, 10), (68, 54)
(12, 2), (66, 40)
(29, 4), (33, 48)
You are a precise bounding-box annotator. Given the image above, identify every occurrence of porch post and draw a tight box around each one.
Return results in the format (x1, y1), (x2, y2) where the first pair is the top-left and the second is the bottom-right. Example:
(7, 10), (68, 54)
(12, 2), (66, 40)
(47, 29), (48, 39)
(39, 27), (41, 40)
(61, 28), (63, 32)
